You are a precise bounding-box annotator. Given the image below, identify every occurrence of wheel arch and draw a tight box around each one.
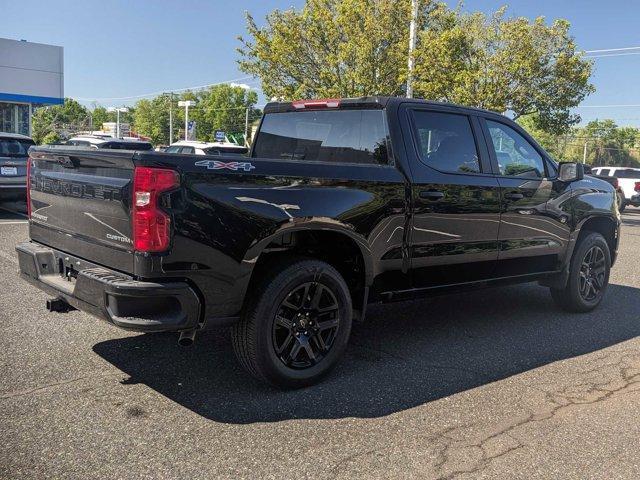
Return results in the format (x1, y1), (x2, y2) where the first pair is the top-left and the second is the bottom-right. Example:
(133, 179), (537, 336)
(238, 221), (375, 317)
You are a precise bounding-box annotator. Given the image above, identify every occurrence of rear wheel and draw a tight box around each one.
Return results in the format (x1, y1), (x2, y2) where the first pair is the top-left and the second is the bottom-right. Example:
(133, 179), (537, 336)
(232, 258), (352, 389)
(550, 232), (611, 312)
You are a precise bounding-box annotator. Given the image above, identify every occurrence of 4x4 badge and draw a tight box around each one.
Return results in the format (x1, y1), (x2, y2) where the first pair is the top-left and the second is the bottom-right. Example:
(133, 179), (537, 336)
(194, 160), (255, 172)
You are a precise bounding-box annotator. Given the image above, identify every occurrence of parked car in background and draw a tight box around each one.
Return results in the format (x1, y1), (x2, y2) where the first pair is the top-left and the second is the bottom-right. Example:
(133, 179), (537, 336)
(65, 135), (153, 151)
(0, 132), (35, 202)
(591, 166), (640, 211)
(165, 140), (248, 156)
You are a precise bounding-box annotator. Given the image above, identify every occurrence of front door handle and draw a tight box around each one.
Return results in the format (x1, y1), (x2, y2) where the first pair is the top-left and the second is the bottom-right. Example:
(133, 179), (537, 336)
(504, 192), (524, 201)
(420, 190), (445, 201)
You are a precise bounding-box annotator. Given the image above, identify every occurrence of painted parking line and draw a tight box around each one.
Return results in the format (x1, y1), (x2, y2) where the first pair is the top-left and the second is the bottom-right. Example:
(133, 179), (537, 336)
(0, 221), (28, 225)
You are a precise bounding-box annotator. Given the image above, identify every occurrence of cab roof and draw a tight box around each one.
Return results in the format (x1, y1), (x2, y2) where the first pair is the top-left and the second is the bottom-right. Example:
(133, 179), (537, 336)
(263, 96), (502, 117)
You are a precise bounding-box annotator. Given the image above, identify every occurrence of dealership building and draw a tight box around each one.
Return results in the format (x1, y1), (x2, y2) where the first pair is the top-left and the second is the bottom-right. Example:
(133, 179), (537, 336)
(0, 37), (64, 137)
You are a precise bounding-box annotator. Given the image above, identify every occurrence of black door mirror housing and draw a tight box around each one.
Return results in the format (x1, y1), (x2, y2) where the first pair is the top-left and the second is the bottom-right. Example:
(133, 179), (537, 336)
(558, 162), (584, 182)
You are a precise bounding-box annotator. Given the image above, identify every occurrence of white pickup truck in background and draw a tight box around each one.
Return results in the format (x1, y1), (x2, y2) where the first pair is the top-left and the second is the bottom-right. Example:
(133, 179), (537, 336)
(592, 166), (640, 212)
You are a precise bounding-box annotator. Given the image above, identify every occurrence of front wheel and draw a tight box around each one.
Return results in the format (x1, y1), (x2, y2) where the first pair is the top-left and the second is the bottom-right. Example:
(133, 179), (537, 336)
(550, 232), (611, 312)
(232, 258), (353, 389)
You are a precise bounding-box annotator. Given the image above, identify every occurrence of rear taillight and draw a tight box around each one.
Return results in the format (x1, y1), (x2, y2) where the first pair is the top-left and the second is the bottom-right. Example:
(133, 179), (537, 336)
(635, 182), (640, 192)
(132, 167), (179, 253)
(26, 157), (32, 218)
(292, 98), (341, 109)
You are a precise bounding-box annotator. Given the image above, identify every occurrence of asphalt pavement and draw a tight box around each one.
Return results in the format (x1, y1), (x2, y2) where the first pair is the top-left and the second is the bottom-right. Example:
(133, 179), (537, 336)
(1, 200), (640, 479)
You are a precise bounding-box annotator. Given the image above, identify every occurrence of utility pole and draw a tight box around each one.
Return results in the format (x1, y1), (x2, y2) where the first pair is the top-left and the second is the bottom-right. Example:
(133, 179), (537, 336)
(168, 93), (174, 145)
(583, 141), (588, 163)
(406, 0), (418, 98)
(244, 107), (250, 147)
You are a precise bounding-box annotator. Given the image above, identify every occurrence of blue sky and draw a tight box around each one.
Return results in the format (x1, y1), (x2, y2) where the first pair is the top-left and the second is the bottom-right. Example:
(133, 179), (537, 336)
(3, 0), (640, 125)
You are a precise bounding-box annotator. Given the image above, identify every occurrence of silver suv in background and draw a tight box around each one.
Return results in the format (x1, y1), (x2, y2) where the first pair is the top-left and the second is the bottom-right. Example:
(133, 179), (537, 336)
(0, 132), (35, 202)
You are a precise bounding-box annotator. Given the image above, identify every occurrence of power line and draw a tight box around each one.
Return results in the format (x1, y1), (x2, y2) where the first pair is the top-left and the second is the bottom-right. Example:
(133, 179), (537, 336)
(585, 52), (640, 58)
(74, 76), (255, 102)
(584, 46), (640, 53)
(576, 104), (640, 108)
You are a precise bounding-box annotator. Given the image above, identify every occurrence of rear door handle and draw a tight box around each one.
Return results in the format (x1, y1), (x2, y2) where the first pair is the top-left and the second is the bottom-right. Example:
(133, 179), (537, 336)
(504, 192), (524, 201)
(420, 190), (445, 201)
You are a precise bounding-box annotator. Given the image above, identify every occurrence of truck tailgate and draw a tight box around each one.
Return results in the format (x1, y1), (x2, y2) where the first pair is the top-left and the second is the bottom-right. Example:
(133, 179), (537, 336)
(28, 147), (136, 273)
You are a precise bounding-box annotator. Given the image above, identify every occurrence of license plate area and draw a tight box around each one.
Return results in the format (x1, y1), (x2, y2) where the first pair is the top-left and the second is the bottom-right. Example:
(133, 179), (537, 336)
(1, 166), (18, 176)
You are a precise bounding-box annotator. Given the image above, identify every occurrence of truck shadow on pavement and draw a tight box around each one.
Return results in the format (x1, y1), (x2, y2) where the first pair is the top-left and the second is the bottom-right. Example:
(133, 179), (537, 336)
(93, 282), (640, 424)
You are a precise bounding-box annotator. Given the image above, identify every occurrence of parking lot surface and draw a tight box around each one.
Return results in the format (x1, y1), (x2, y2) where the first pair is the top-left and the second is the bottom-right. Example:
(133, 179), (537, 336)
(1, 201), (639, 479)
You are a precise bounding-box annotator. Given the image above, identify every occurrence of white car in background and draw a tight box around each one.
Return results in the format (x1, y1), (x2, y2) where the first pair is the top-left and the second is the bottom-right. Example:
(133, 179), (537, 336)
(591, 166), (640, 211)
(65, 135), (153, 151)
(165, 140), (249, 156)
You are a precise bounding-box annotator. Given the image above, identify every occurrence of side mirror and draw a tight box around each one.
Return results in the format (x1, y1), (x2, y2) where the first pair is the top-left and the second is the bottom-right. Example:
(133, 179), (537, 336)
(558, 162), (584, 182)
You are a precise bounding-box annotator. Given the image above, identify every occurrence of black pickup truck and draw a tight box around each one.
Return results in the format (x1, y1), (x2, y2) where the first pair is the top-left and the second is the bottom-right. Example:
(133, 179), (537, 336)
(17, 97), (620, 388)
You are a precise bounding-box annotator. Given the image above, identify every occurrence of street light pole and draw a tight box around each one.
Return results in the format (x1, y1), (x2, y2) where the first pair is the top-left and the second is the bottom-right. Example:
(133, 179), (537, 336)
(406, 0), (418, 98)
(178, 100), (196, 141)
(168, 93), (174, 145)
(107, 107), (129, 139)
(244, 107), (250, 146)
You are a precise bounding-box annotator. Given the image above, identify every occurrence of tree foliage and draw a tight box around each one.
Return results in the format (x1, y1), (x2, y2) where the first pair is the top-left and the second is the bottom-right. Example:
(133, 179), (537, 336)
(519, 115), (640, 167)
(414, 7), (594, 134)
(31, 98), (90, 144)
(239, 0), (594, 133)
(133, 84), (259, 145)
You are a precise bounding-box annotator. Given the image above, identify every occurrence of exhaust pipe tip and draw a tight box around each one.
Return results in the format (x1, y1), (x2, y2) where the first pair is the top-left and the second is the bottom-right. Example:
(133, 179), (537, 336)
(178, 329), (197, 347)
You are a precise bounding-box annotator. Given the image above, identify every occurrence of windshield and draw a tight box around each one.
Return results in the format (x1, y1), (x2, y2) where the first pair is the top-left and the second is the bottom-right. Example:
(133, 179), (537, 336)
(0, 138), (34, 157)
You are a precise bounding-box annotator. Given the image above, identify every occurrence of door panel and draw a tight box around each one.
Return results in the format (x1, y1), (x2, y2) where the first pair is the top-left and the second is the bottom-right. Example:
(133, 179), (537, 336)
(481, 118), (570, 276)
(404, 108), (501, 289)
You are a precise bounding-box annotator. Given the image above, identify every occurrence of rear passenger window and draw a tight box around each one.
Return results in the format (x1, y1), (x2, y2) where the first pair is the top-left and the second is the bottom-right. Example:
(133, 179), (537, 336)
(411, 111), (480, 174)
(253, 110), (389, 164)
(486, 120), (545, 178)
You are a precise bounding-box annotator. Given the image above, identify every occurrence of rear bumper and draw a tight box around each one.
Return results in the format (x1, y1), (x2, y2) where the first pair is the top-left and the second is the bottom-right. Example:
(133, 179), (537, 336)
(17, 241), (201, 332)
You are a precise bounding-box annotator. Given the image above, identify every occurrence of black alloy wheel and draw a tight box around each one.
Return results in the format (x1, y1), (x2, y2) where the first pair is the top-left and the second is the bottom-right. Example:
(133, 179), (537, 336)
(232, 258), (352, 388)
(272, 281), (340, 369)
(579, 245), (606, 301)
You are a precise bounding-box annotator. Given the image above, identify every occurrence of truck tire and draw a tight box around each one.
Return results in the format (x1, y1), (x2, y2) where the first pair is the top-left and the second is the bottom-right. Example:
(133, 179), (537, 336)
(232, 258), (353, 389)
(550, 232), (611, 313)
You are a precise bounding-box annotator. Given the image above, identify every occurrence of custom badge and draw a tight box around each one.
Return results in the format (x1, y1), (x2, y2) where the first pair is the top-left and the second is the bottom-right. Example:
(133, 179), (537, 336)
(194, 160), (255, 172)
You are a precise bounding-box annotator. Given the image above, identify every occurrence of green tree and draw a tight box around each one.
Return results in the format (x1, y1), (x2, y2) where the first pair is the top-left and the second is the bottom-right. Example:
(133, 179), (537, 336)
(239, 1), (594, 134)
(133, 95), (173, 145)
(190, 84), (259, 142)
(133, 86), (260, 145)
(31, 98), (90, 143)
(41, 131), (62, 144)
(238, 0), (438, 99)
(414, 8), (594, 134)
(90, 104), (114, 130)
